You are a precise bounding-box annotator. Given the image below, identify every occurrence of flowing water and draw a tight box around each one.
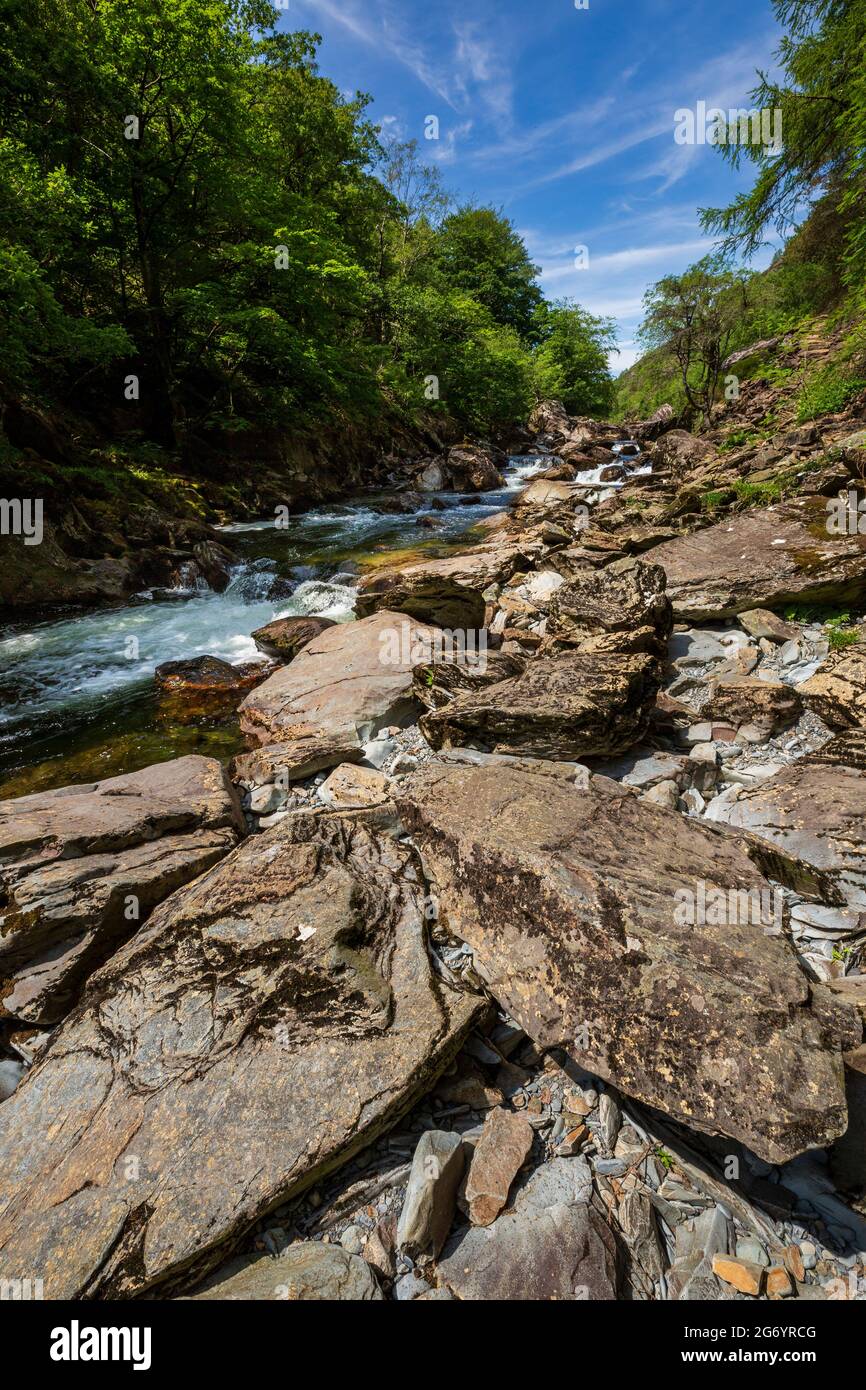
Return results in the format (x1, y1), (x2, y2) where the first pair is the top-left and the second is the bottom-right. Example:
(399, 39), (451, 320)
(0, 456), (554, 797)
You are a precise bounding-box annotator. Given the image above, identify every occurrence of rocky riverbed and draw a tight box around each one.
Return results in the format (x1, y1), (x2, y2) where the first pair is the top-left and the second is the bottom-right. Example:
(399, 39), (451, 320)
(2, 391), (866, 1301)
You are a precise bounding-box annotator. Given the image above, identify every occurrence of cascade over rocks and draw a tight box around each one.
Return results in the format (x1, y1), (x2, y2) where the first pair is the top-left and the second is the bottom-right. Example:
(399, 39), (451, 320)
(0, 814), (482, 1297)
(396, 761), (860, 1163)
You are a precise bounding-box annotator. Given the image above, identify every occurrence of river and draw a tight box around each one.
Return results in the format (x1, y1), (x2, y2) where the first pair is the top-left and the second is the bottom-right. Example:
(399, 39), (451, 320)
(0, 455), (568, 797)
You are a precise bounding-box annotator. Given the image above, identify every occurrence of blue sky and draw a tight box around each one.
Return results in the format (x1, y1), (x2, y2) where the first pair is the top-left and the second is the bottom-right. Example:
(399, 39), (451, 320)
(285, 0), (785, 372)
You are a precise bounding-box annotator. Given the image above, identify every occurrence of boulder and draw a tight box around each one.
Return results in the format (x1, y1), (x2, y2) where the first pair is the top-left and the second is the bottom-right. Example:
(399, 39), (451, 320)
(416, 459), (447, 492)
(799, 643), (866, 730)
(154, 655), (272, 723)
(0, 757), (244, 1024)
(250, 616), (336, 662)
(238, 611), (441, 747)
(232, 735), (364, 788)
(397, 762), (860, 1162)
(708, 759), (866, 910)
(651, 429), (716, 477)
(419, 651), (661, 760)
(737, 609), (800, 643)
(648, 499), (866, 620)
(446, 444), (506, 492)
(545, 558), (672, 658)
(436, 1201), (617, 1300)
(355, 546), (524, 630)
(528, 399), (571, 441)
(192, 1244), (382, 1300)
(701, 677), (803, 732)
(0, 815), (482, 1297)
(412, 650), (525, 712)
(318, 764), (390, 810)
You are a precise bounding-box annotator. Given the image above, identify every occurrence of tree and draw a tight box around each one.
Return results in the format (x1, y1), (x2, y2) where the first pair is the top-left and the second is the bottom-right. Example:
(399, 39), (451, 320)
(700, 0), (866, 281)
(532, 301), (616, 417)
(637, 258), (750, 417)
(431, 207), (543, 343)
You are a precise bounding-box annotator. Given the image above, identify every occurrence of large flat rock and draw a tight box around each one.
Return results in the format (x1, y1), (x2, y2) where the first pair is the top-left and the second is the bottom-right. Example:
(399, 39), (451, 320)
(0, 756), (244, 1023)
(419, 651), (660, 760)
(647, 499), (866, 620)
(708, 759), (866, 911)
(398, 763), (859, 1162)
(799, 643), (866, 730)
(355, 546), (525, 630)
(0, 815), (482, 1297)
(238, 610), (441, 746)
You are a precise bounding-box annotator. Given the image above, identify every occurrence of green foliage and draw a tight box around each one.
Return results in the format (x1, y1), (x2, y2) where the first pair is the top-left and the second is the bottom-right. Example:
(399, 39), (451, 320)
(796, 365), (866, 421)
(824, 612), (860, 648)
(532, 301), (616, 417)
(0, 0), (592, 458)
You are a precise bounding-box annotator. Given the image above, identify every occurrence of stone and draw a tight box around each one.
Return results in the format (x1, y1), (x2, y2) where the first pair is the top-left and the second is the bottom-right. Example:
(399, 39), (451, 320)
(238, 611), (441, 746)
(598, 1091), (621, 1150)
(701, 677), (803, 732)
(419, 651), (661, 760)
(783, 1244), (805, 1282)
(651, 429), (716, 477)
(318, 764), (390, 810)
(154, 655), (272, 723)
(191, 1244), (382, 1300)
(250, 615), (336, 661)
(711, 1254), (764, 1295)
(0, 1059), (24, 1100)
(649, 498), (866, 620)
(830, 1044), (866, 1192)
(232, 734), (364, 787)
(0, 756), (244, 1024)
(766, 1265), (794, 1297)
(799, 643), (866, 730)
(412, 651), (525, 713)
(0, 815), (482, 1297)
(436, 1202), (618, 1300)
(712, 759), (866, 909)
(465, 1107), (534, 1226)
(397, 762), (859, 1163)
(738, 609), (799, 643)
(545, 559), (672, 658)
(620, 1189), (665, 1283)
(513, 1157), (593, 1212)
(396, 1130), (465, 1259)
(416, 459), (447, 491)
(446, 444), (506, 492)
(355, 546), (523, 630)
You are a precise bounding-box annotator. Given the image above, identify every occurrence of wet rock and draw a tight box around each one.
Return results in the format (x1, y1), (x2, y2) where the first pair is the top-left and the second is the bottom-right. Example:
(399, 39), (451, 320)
(239, 611), (441, 747)
(250, 616), (336, 662)
(701, 677), (803, 733)
(799, 643), (866, 730)
(398, 762), (859, 1162)
(649, 498), (866, 620)
(416, 460), (447, 491)
(446, 444), (507, 492)
(465, 1107), (534, 1226)
(0, 756), (244, 1024)
(0, 815), (482, 1296)
(436, 1201), (618, 1300)
(154, 655), (272, 723)
(419, 651), (661, 760)
(191, 1244), (382, 1300)
(396, 1130), (465, 1259)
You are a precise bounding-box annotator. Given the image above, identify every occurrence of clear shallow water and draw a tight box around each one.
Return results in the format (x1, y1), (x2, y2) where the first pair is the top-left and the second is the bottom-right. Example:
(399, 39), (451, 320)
(0, 457), (550, 795)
